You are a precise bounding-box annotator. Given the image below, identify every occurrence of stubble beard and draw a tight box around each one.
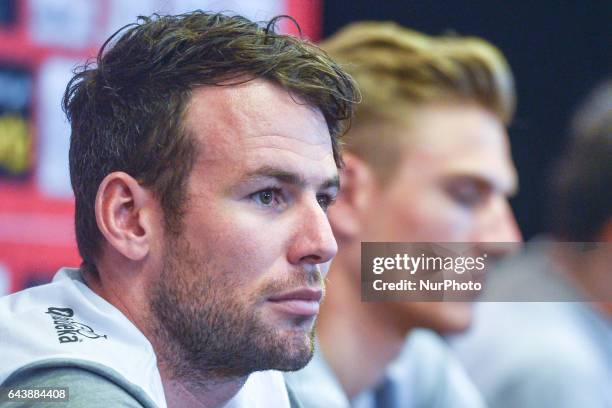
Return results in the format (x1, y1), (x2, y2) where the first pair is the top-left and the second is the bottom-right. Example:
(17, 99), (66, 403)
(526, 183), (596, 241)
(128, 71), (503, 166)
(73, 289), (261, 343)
(147, 234), (319, 384)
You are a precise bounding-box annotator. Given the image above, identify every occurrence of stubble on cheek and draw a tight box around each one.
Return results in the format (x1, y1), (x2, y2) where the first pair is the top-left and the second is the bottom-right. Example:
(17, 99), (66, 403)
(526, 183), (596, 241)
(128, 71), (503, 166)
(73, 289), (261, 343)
(146, 236), (322, 381)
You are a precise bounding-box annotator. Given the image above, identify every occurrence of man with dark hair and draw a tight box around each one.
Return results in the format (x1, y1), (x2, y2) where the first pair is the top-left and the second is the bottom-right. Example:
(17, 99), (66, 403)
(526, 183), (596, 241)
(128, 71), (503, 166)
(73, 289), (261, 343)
(0, 11), (357, 408)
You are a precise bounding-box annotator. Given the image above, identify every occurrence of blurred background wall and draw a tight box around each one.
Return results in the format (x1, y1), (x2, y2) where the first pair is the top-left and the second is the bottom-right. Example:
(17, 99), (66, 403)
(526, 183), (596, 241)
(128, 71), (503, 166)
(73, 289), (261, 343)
(0, 0), (609, 294)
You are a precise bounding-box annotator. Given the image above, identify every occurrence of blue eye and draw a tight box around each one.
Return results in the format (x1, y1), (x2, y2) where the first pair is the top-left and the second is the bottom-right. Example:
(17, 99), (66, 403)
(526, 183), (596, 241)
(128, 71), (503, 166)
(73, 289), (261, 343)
(258, 190), (274, 205)
(252, 188), (283, 207)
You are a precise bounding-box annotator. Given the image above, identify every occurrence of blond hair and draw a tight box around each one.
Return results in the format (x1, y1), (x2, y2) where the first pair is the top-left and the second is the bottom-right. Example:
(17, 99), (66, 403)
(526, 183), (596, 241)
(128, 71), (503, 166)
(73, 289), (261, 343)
(321, 21), (515, 177)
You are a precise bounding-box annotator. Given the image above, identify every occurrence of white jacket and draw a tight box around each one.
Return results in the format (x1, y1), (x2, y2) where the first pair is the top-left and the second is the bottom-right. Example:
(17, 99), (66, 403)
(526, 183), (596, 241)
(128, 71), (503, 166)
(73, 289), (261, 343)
(0, 268), (290, 408)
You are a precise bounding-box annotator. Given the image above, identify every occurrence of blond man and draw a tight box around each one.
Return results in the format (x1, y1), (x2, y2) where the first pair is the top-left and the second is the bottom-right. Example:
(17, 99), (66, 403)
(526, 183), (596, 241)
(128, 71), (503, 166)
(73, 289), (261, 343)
(286, 21), (521, 407)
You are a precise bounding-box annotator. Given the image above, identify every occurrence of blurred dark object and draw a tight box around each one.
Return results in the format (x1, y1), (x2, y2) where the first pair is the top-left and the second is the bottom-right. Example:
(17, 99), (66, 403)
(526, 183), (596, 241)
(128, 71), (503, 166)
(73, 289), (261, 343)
(548, 80), (612, 241)
(0, 0), (16, 27)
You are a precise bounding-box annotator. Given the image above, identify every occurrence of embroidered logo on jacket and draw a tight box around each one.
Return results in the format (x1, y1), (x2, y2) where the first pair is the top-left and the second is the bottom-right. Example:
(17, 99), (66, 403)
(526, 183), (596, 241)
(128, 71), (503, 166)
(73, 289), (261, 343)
(46, 307), (108, 344)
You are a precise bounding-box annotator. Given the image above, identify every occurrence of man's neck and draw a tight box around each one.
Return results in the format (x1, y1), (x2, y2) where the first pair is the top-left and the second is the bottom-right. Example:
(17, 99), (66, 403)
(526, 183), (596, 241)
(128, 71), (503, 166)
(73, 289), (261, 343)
(317, 263), (411, 399)
(144, 308), (249, 408)
(158, 366), (246, 408)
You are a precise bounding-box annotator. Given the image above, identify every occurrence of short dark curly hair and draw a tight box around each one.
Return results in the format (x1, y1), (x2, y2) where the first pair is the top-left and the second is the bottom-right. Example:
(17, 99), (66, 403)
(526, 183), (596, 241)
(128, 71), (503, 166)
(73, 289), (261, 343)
(63, 11), (358, 274)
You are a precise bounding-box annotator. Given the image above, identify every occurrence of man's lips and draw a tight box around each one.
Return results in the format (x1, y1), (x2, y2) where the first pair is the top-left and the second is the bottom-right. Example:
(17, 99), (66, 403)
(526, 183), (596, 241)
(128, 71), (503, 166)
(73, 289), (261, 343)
(267, 288), (323, 316)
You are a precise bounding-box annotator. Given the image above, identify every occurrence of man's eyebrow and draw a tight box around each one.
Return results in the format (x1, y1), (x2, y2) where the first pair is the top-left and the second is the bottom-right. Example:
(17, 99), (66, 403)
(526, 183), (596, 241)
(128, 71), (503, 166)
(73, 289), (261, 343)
(447, 174), (518, 196)
(241, 166), (339, 190)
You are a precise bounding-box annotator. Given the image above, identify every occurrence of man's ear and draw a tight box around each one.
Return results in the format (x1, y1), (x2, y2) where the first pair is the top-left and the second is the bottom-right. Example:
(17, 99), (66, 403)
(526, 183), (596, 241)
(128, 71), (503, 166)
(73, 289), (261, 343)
(95, 172), (157, 262)
(328, 153), (376, 241)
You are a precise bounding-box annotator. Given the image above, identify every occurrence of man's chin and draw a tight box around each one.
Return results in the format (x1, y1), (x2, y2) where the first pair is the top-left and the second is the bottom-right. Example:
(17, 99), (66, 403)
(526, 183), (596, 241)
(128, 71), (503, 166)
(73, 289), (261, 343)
(426, 302), (474, 334)
(271, 349), (314, 372)
(265, 326), (316, 372)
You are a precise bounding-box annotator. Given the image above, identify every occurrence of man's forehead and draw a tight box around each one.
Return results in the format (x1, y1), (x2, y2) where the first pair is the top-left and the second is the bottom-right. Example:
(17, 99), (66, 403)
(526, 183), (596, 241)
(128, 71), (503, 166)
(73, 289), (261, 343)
(393, 105), (518, 194)
(403, 106), (508, 148)
(182, 79), (336, 184)
(400, 138), (516, 187)
(404, 146), (518, 195)
(183, 79), (330, 150)
(240, 136), (338, 188)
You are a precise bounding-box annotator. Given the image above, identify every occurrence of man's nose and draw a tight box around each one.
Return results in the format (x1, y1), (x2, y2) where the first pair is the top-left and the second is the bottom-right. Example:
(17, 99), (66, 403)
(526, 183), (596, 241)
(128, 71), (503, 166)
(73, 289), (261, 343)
(287, 198), (338, 267)
(475, 197), (523, 245)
